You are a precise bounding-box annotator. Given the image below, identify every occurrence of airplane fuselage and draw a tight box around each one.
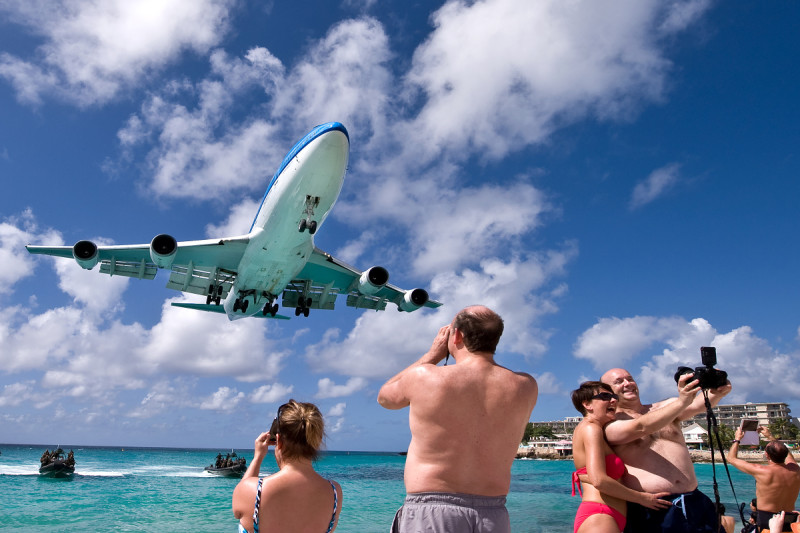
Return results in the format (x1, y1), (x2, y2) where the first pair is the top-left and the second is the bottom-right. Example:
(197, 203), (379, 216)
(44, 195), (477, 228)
(223, 123), (349, 319)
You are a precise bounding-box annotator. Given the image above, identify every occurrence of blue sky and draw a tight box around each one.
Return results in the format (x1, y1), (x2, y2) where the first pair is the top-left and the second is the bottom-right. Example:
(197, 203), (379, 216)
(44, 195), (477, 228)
(1, 0), (798, 451)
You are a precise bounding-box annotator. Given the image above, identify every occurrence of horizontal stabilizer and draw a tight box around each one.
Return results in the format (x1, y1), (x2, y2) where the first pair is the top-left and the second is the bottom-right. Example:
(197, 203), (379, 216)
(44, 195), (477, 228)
(171, 302), (290, 320)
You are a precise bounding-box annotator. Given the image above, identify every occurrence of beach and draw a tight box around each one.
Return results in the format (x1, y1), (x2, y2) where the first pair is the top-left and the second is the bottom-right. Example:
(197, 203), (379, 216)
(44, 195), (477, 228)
(1, 443), (782, 532)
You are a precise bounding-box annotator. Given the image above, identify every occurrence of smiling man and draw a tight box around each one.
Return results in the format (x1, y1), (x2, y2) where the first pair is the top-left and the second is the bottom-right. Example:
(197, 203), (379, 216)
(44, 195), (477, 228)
(601, 368), (731, 533)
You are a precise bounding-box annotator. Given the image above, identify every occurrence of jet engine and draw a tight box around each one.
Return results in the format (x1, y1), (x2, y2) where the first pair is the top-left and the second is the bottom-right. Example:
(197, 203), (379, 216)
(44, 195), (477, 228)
(73, 240), (99, 270)
(357, 266), (389, 296)
(397, 288), (429, 312)
(150, 234), (178, 269)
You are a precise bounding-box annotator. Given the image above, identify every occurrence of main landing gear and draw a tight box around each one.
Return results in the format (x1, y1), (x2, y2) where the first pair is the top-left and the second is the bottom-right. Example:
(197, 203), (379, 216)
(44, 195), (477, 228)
(298, 195), (320, 235)
(295, 296), (312, 317)
(206, 284), (223, 305)
(262, 295), (279, 317)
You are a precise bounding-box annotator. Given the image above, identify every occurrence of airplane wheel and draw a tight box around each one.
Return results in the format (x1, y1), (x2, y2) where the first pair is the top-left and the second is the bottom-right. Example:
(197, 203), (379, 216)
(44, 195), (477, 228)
(308, 221), (317, 234)
(241, 300), (249, 312)
(306, 297), (312, 307)
(206, 295), (212, 305)
(303, 307), (310, 317)
(217, 286), (223, 295)
(262, 305), (270, 316)
(271, 304), (279, 316)
(295, 307), (301, 316)
(298, 219), (307, 232)
(214, 296), (221, 305)
(233, 299), (240, 312)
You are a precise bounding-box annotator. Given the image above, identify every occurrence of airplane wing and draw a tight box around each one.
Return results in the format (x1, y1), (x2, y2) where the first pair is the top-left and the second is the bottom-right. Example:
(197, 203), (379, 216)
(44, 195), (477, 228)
(26, 236), (251, 301)
(287, 247), (442, 312)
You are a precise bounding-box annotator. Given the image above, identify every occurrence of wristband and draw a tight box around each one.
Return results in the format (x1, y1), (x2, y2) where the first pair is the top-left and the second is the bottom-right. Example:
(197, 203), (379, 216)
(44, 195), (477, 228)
(732, 439), (740, 444)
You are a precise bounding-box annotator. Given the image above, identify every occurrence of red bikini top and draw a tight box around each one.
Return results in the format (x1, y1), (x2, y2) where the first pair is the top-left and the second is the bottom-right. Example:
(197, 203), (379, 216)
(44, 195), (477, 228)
(571, 453), (627, 496)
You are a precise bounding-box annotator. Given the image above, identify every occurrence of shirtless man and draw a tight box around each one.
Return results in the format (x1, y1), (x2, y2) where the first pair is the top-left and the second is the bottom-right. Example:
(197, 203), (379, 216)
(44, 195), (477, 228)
(601, 367), (732, 533)
(727, 426), (800, 532)
(378, 305), (538, 533)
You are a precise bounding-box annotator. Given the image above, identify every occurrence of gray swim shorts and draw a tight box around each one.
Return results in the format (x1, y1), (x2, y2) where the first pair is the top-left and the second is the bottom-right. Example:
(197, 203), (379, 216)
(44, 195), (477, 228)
(390, 492), (510, 533)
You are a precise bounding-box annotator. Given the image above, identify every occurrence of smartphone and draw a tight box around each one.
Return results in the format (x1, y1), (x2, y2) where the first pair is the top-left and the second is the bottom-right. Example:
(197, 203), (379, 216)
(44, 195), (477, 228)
(739, 419), (759, 445)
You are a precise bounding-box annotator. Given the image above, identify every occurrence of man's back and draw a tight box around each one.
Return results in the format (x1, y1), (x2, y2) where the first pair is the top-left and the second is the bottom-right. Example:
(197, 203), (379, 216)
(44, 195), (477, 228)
(403, 357), (537, 496)
(754, 463), (800, 512)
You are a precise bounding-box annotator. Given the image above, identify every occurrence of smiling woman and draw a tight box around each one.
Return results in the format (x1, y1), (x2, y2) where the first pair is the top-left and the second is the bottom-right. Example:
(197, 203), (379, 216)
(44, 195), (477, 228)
(569, 381), (671, 533)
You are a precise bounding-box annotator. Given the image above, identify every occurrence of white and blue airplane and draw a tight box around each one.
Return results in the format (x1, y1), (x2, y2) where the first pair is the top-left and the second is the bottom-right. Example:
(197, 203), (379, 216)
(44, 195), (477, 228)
(26, 122), (441, 320)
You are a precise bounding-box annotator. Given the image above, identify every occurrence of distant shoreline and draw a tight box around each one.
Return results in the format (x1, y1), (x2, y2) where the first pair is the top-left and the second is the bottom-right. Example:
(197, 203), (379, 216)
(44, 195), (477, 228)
(516, 448), (800, 464)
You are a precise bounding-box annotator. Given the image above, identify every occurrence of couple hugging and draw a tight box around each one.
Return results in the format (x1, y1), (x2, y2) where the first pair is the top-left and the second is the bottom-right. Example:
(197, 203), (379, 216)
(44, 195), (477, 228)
(571, 368), (732, 533)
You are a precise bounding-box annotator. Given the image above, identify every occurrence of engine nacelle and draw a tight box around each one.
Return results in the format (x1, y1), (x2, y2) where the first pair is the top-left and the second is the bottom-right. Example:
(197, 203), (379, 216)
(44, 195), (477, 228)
(73, 240), (99, 270)
(397, 288), (429, 312)
(150, 234), (177, 269)
(357, 266), (389, 296)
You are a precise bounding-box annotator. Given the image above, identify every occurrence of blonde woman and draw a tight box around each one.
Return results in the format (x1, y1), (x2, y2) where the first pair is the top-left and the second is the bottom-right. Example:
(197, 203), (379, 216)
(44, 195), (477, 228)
(233, 400), (342, 533)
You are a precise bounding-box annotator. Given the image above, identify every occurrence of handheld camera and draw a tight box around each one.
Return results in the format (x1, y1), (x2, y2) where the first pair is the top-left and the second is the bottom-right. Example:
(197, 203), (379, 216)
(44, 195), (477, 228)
(674, 346), (728, 390)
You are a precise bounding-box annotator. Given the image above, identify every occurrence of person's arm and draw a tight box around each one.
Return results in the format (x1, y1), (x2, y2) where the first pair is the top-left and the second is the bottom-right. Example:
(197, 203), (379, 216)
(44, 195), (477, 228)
(727, 427), (761, 475)
(581, 423), (672, 510)
(377, 325), (450, 409)
(604, 373), (700, 445)
(232, 431), (272, 519)
(677, 380), (732, 421)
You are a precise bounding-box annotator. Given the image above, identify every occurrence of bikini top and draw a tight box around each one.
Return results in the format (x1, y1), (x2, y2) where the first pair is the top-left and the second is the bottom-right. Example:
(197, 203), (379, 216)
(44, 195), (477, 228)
(571, 453), (627, 497)
(240, 477), (338, 533)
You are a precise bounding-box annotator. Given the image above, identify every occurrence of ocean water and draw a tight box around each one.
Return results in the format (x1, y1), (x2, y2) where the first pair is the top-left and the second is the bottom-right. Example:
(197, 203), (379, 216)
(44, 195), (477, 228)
(0, 444), (767, 532)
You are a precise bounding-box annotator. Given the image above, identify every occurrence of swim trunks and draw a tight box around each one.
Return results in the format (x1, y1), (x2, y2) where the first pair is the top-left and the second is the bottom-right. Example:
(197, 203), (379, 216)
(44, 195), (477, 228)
(390, 492), (510, 533)
(623, 488), (724, 533)
(757, 509), (799, 532)
(574, 501), (626, 532)
(572, 453), (627, 496)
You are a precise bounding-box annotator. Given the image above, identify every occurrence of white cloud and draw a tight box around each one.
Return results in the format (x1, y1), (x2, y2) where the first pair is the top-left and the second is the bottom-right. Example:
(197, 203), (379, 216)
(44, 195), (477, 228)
(574, 315), (800, 407)
(141, 297), (290, 382)
(659, 0), (713, 35)
(630, 163), (681, 209)
(199, 386), (245, 411)
(327, 402), (346, 417)
(0, 0), (237, 106)
(533, 372), (562, 395)
(0, 209), (61, 291)
(119, 49), (285, 200)
(316, 377), (367, 399)
(398, 0), (708, 163)
(573, 315), (694, 370)
(250, 383), (294, 404)
(271, 18), (392, 138)
(204, 197), (263, 238)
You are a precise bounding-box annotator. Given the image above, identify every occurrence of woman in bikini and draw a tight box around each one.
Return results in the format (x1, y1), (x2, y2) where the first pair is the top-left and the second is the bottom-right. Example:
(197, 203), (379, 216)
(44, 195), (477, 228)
(571, 381), (671, 533)
(233, 400), (342, 533)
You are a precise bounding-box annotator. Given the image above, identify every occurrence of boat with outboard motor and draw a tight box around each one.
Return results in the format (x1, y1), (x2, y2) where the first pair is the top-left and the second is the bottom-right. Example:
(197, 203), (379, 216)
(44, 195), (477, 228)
(204, 451), (246, 477)
(39, 448), (75, 477)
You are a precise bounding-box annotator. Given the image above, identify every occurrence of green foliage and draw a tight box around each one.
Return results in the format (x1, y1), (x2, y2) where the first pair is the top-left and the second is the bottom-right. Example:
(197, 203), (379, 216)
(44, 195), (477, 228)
(522, 423), (556, 443)
(704, 423), (735, 449)
(768, 418), (799, 441)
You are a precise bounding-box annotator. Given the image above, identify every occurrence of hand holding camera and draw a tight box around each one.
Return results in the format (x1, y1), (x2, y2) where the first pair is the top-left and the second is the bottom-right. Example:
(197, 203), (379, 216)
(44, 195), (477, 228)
(675, 372), (701, 405)
(673, 347), (728, 390)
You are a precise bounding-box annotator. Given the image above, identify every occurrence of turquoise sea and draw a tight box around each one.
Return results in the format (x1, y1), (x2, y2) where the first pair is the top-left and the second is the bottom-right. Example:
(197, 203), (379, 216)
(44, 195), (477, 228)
(0, 444), (767, 532)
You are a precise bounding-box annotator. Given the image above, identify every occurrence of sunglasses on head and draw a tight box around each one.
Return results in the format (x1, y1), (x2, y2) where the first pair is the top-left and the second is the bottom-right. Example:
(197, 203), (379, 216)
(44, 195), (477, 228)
(592, 392), (619, 401)
(268, 403), (288, 443)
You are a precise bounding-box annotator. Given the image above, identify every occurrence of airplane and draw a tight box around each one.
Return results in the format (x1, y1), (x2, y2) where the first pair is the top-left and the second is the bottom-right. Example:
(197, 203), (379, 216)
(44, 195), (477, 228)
(26, 122), (441, 320)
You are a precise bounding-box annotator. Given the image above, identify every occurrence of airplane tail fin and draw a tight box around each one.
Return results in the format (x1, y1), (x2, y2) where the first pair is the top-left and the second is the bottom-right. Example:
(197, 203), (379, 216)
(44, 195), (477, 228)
(171, 302), (290, 320)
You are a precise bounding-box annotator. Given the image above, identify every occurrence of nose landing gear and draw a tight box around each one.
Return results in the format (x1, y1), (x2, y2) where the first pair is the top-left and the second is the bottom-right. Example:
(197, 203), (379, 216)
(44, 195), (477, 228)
(298, 195), (320, 234)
